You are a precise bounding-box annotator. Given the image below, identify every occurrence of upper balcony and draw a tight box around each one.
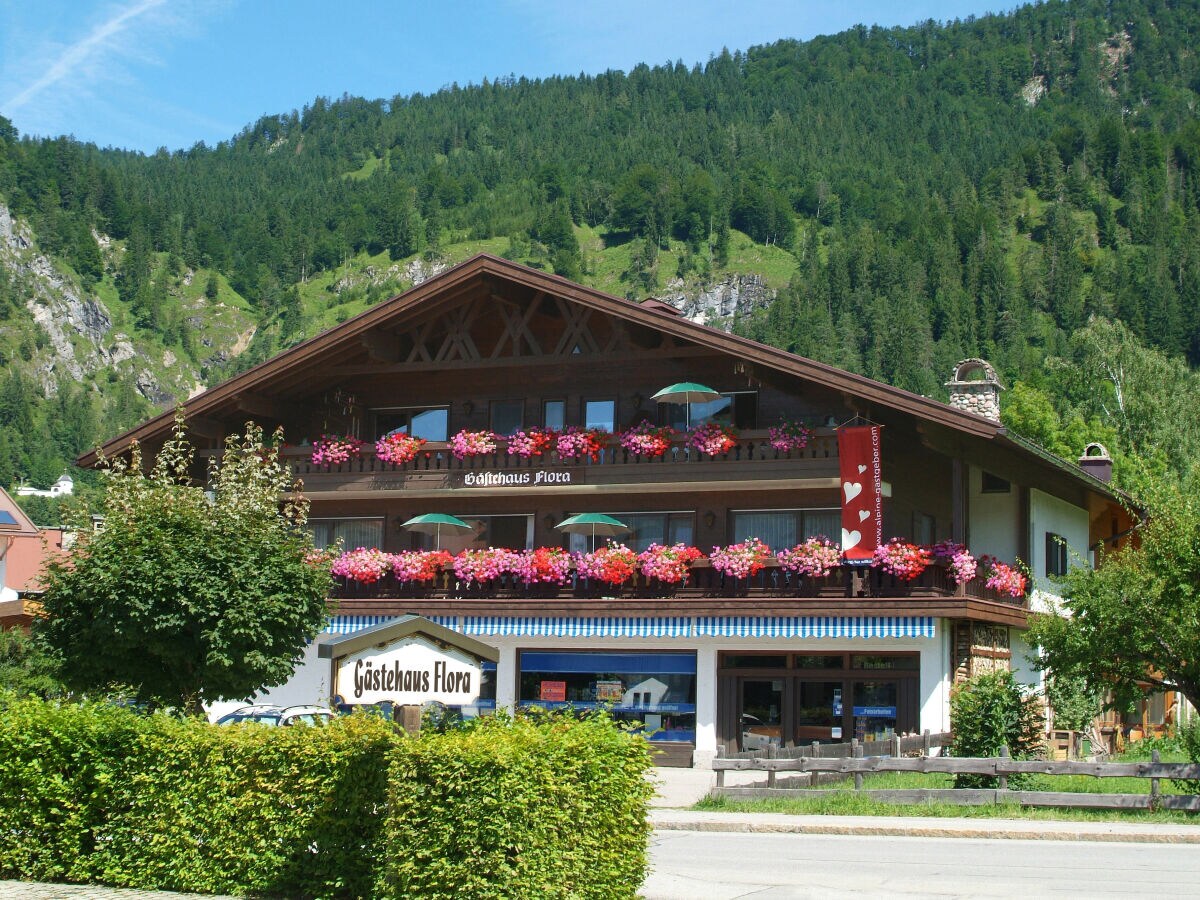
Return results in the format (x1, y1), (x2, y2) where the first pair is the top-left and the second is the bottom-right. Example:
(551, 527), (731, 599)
(281, 429), (840, 494)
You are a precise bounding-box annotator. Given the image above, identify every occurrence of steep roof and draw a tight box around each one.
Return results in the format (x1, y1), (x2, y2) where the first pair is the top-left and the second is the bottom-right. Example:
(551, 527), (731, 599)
(78, 253), (1124, 504)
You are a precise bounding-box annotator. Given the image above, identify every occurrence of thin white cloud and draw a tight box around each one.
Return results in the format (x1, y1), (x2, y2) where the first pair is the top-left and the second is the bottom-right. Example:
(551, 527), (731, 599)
(4, 0), (167, 113)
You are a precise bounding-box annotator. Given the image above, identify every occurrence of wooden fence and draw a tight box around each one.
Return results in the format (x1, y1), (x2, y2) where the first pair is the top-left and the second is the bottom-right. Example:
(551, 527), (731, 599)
(713, 744), (1200, 811)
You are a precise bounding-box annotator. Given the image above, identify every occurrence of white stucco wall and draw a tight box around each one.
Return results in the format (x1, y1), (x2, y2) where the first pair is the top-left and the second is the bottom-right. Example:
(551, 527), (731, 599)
(968, 465), (1020, 562)
(206, 638), (332, 722)
(1028, 488), (1091, 595)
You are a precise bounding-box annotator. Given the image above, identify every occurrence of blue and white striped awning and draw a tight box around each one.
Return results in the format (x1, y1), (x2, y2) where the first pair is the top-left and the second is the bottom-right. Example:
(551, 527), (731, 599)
(693, 615), (935, 639)
(463, 616), (693, 638)
(325, 614), (460, 635)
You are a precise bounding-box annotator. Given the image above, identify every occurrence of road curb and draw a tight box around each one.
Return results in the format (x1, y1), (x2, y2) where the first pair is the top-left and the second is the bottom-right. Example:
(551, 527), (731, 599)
(650, 811), (1200, 844)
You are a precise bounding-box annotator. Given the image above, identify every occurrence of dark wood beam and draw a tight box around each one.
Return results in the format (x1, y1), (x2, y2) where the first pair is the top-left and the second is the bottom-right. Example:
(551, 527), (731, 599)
(326, 345), (715, 378)
(235, 392), (288, 420)
(360, 331), (400, 363)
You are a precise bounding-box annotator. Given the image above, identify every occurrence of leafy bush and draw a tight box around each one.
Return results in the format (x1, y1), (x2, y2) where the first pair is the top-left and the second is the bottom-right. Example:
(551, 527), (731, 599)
(379, 711), (654, 899)
(0, 697), (654, 897)
(950, 670), (1044, 789)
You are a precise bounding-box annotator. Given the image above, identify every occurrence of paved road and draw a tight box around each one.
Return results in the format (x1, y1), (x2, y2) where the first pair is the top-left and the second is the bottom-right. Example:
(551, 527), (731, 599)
(645, 830), (1200, 899)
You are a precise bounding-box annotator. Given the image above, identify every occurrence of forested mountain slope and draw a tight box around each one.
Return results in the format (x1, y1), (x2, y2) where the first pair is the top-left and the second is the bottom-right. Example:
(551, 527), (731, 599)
(1, 0), (1198, 507)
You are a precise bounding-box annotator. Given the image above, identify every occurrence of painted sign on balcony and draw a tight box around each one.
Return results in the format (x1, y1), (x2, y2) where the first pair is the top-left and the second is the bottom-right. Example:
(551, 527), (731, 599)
(454, 470), (579, 488)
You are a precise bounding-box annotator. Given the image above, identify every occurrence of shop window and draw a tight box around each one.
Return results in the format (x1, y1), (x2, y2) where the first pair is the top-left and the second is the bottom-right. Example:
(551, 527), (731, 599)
(660, 391), (757, 430)
(543, 399), (565, 430)
(519, 651), (697, 743)
(310, 517), (384, 551)
(795, 655), (845, 670)
(584, 398), (615, 431)
(1045, 532), (1068, 577)
(491, 399), (524, 437)
(981, 471), (1010, 493)
(724, 655), (788, 669)
(850, 655), (919, 671)
(374, 406), (448, 442)
(563, 511), (692, 553)
(731, 509), (840, 548)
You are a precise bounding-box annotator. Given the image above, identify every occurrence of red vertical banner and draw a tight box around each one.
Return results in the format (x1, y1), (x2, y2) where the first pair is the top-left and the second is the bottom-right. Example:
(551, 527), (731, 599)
(837, 425), (882, 563)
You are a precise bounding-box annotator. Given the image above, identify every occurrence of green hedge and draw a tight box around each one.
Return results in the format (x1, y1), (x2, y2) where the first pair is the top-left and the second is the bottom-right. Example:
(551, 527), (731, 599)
(0, 696), (653, 897)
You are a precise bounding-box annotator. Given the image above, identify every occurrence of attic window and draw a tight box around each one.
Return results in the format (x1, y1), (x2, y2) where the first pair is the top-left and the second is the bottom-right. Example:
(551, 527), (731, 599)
(981, 471), (1010, 494)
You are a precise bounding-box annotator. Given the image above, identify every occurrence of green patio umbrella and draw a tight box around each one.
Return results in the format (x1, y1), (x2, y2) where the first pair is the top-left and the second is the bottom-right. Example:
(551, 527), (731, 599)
(554, 513), (631, 551)
(400, 513), (472, 550)
(651, 382), (721, 429)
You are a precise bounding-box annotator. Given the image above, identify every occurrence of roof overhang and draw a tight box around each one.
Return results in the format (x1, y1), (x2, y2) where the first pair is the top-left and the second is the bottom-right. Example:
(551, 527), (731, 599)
(317, 614), (498, 663)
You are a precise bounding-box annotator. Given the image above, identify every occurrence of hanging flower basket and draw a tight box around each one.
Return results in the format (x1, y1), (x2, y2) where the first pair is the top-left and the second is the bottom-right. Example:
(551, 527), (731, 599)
(375, 433), (427, 465)
(688, 422), (738, 456)
(767, 420), (812, 453)
(556, 426), (609, 461)
(619, 420), (676, 458)
(450, 429), (499, 459)
(311, 434), (363, 467)
(506, 428), (558, 458)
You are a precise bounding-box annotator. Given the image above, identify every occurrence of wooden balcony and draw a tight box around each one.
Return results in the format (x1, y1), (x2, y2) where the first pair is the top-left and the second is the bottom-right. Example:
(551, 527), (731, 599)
(278, 430), (840, 494)
(329, 560), (1030, 627)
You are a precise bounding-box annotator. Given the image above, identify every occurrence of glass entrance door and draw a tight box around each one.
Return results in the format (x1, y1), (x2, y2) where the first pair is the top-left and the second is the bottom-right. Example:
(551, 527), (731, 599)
(852, 680), (899, 743)
(794, 681), (844, 742)
(739, 679), (782, 751)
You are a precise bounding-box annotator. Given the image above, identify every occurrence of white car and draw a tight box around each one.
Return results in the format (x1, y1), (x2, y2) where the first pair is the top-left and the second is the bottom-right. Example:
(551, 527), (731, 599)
(215, 704), (333, 727)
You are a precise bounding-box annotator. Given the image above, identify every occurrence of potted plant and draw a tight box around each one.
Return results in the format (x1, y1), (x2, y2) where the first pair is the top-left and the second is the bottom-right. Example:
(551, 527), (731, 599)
(452, 547), (517, 586)
(330, 547), (391, 584)
(767, 420), (812, 453)
(310, 434), (364, 467)
(776, 536), (842, 595)
(688, 422), (738, 457)
(375, 432), (427, 465)
(619, 420), (676, 458)
(637, 542), (703, 585)
(981, 556), (1028, 598)
(512, 547), (573, 592)
(575, 543), (638, 592)
(450, 429), (499, 460)
(709, 537), (772, 579)
(932, 540), (978, 587)
(556, 426), (609, 461)
(872, 538), (933, 581)
(390, 549), (452, 584)
(506, 428), (557, 459)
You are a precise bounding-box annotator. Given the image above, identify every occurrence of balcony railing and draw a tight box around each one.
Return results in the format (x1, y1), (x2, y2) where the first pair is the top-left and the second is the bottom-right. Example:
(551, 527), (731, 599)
(281, 430), (839, 480)
(330, 560), (1027, 607)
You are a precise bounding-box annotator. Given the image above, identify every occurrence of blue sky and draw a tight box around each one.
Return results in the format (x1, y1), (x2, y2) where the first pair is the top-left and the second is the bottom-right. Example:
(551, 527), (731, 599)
(1, 0), (1009, 154)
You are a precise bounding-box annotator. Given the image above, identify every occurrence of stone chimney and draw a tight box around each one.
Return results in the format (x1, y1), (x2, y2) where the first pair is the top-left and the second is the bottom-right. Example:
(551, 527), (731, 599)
(946, 359), (1003, 422)
(1078, 442), (1113, 483)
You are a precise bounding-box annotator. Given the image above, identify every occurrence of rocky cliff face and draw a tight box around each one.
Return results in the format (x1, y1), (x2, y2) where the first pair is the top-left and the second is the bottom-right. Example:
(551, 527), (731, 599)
(655, 274), (776, 329)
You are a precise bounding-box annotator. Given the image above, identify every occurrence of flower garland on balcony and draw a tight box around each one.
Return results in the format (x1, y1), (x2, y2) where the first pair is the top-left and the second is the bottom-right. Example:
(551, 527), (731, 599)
(709, 537), (772, 578)
(374, 433), (427, 465)
(575, 543), (638, 585)
(452, 547), (518, 584)
(331, 546), (391, 583)
(450, 429), (499, 460)
(311, 434), (363, 467)
(506, 428), (558, 458)
(767, 420), (812, 453)
(687, 422), (738, 456)
(556, 426), (609, 461)
(931, 540), (978, 585)
(776, 536), (842, 577)
(981, 556), (1028, 598)
(638, 543), (704, 583)
(512, 547), (573, 585)
(619, 420), (676, 458)
(872, 538), (933, 581)
(390, 550), (452, 583)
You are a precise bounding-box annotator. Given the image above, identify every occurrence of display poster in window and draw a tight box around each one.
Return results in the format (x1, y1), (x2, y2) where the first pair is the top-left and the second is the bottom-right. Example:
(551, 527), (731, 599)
(540, 680), (567, 702)
(836, 425), (883, 562)
(595, 680), (624, 702)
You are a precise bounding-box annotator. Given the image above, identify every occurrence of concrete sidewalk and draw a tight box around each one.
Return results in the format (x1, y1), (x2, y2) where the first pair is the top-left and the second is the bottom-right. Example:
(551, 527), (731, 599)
(646, 766), (1200, 844)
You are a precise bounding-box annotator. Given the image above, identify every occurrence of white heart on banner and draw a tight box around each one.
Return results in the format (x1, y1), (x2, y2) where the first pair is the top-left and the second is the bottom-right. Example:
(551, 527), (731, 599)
(843, 481), (863, 502)
(842, 528), (862, 550)
(858, 509), (870, 522)
(857, 464), (867, 474)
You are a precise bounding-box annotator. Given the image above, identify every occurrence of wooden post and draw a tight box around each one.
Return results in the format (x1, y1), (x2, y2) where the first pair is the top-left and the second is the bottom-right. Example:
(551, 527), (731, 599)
(922, 729), (931, 757)
(998, 744), (1009, 791)
(397, 704), (422, 737)
(811, 740), (821, 758)
(767, 743), (777, 788)
(853, 739), (864, 790)
(892, 733), (902, 758)
(1150, 749), (1161, 811)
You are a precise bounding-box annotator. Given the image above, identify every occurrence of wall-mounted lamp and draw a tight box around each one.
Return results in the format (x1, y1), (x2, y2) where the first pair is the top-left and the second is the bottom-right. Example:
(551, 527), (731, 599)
(543, 514), (557, 530)
(703, 511), (717, 528)
(462, 401), (475, 416)
(394, 515), (408, 533)
(631, 392), (644, 408)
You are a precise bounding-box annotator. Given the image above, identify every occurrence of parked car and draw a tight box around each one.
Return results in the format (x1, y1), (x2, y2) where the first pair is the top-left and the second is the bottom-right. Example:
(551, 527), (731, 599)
(215, 704), (333, 727)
